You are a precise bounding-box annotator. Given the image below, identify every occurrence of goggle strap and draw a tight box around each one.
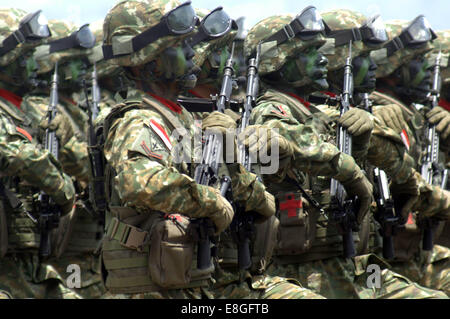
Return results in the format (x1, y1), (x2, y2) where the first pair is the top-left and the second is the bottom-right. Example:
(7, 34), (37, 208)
(102, 21), (167, 60)
(264, 22), (296, 47)
(187, 30), (206, 48)
(48, 33), (78, 53)
(385, 36), (404, 57)
(0, 31), (23, 56)
(132, 21), (167, 53)
(329, 28), (362, 47)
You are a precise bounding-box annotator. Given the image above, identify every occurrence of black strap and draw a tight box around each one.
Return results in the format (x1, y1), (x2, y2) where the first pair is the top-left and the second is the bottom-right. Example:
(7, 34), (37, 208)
(385, 36), (405, 57)
(49, 34), (78, 53)
(0, 31), (23, 56)
(328, 28), (362, 47)
(103, 21), (168, 60)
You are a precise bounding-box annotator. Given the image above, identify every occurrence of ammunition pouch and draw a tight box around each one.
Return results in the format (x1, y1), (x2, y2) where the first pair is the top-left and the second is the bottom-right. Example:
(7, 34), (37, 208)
(102, 206), (212, 294)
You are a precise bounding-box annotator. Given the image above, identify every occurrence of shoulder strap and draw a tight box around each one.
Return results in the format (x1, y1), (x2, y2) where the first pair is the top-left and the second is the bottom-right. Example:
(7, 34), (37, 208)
(371, 91), (414, 117)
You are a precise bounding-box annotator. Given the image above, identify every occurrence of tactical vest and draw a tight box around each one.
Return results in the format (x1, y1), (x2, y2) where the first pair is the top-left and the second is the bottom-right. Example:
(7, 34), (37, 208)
(99, 96), (214, 294)
(259, 90), (371, 264)
(0, 94), (42, 256)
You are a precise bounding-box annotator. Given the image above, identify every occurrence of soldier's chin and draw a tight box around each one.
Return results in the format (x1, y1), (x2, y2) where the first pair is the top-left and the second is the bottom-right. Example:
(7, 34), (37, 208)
(313, 78), (329, 90)
(178, 73), (198, 90)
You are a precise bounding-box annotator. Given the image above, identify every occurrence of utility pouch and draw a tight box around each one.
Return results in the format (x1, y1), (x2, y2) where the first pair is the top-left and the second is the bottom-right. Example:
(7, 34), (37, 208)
(275, 191), (317, 255)
(149, 214), (208, 288)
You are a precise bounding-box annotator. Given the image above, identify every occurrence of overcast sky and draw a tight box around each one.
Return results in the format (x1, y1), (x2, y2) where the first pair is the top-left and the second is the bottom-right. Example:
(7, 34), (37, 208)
(1, 0), (448, 31)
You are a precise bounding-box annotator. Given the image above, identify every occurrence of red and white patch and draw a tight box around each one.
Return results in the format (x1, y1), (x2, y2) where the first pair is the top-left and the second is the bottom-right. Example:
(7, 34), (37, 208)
(401, 129), (410, 151)
(16, 127), (32, 142)
(149, 119), (172, 151)
(271, 105), (288, 117)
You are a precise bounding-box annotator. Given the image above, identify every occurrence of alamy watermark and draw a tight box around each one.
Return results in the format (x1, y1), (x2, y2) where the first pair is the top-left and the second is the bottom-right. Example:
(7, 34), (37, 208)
(66, 264), (81, 289)
(366, 264), (381, 289)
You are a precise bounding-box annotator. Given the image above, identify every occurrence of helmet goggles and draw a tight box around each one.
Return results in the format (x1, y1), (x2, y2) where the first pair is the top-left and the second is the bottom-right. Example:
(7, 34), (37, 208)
(102, 1), (199, 60)
(385, 15), (437, 56)
(48, 24), (96, 53)
(0, 10), (51, 56)
(326, 14), (388, 47)
(187, 7), (237, 47)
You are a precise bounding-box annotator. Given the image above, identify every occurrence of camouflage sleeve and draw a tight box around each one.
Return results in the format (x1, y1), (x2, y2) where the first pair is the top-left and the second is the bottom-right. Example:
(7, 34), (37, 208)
(367, 121), (416, 184)
(58, 136), (90, 186)
(103, 108), (225, 219)
(250, 101), (362, 183)
(0, 113), (74, 206)
(413, 172), (450, 220)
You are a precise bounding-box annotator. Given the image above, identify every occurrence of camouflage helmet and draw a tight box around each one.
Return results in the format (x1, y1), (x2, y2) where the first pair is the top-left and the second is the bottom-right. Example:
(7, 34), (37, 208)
(374, 18), (434, 78)
(244, 13), (326, 75)
(33, 19), (96, 75)
(321, 9), (386, 71)
(86, 19), (121, 79)
(0, 8), (47, 66)
(426, 30), (450, 85)
(102, 0), (198, 67)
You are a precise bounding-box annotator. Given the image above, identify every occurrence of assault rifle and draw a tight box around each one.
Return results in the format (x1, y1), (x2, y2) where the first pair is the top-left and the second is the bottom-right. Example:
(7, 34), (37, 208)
(361, 93), (401, 259)
(37, 62), (61, 258)
(329, 42), (358, 258)
(83, 63), (106, 225)
(193, 43), (236, 270)
(229, 42), (263, 271)
(420, 51), (444, 251)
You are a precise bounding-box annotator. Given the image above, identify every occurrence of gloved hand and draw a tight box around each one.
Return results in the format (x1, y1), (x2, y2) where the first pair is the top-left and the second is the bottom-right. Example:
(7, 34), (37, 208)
(40, 113), (76, 146)
(426, 106), (450, 140)
(342, 173), (374, 225)
(228, 163), (276, 223)
(202, 110), (238, 135)
(338, 108), (374, 136)
(50, 173), (76, 217)
(373, 104), (407, 133)
(412, 176), (450, 221)
(390, 172), (420, 223)
(207, 187), (235, 235)
(238, 124), (293, 160)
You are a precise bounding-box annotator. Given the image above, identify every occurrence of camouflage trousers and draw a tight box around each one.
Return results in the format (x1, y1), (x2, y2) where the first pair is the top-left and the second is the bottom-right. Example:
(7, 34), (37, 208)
(389, 245), (450, 297)
(0, 252), (106, 299)
(266, 253), (448, 299)
(0, 253), (82, 299)
(210, 265), (325, 299)
(100, 287), (212, 299)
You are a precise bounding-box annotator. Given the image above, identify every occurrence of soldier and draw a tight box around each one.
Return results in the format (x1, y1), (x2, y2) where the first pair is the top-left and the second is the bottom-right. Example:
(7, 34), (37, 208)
(369, 17), (450, 295)
(0, 8), (77, 299)
(17, 20), (108, 299)
(178, 9), (329, 300)
(242, 9), (448, 299)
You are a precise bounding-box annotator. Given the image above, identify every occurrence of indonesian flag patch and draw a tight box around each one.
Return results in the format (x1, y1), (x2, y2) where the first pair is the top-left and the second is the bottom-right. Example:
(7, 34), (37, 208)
(400, 129), (410, 151)
(149, 119), (172, 151)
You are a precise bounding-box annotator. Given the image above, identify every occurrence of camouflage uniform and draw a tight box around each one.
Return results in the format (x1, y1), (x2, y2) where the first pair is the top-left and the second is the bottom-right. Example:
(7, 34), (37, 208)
(0, 8), (78, 299)
(368, 19), (450, 296)
(18, 19), (109, 299)
(244, 12), (448, 299)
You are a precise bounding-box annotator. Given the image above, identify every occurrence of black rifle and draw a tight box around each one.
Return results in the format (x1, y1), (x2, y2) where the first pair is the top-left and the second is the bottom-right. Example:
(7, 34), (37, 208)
(329, 42), (358, 258)
(193, 43), (236, 270)
(229, 43), (263, 271)
(83, 64), (106, 225)
(37, 62), (61, 258)
(360, 93), (401, 259)
(420, 51), (444, 251)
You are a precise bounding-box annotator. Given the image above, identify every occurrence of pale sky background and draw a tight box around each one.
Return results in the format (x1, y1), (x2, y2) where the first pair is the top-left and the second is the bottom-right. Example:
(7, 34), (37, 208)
(0, 0), (448, 31)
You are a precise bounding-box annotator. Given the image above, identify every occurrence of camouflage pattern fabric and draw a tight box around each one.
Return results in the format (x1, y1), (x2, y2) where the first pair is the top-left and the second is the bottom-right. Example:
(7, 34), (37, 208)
(212, 267), (325, 299)
(244, 14), (326, 75)
(427, 30), (449, 85)
(103, 0), (196, 67)
(0, 8), (42, 67)
(266, 253), (447, 299)
(321, 9), (384, 71)
(389, 245), (450, 297)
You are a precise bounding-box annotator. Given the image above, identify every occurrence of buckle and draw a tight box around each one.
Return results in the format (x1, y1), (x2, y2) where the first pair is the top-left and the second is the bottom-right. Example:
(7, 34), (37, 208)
(12, 30), (26, 44)
(351, 28), (362, 42)
(282, 24), (295, 41)
(122, 226), (148, 252)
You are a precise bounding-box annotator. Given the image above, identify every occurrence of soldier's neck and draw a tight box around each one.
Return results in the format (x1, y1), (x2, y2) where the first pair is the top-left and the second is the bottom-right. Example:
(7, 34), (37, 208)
(139, 81), (179, 102)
